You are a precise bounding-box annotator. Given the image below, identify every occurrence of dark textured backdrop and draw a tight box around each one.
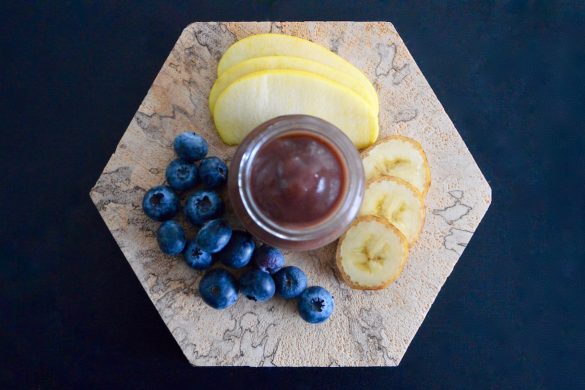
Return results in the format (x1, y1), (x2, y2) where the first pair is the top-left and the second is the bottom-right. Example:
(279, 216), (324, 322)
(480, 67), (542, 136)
(1, 1), (584, 389)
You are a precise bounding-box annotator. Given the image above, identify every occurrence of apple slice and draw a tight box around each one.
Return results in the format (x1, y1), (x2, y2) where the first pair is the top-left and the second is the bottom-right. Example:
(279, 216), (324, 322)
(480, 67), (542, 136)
(210, 56), (379, 114)
(213, 69), (379, 148)
(217, 34), (374, 96)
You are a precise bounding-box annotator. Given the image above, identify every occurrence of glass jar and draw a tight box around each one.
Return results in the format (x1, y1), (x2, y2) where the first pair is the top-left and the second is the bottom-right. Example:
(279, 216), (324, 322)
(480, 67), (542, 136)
(228, 115), (364, 251)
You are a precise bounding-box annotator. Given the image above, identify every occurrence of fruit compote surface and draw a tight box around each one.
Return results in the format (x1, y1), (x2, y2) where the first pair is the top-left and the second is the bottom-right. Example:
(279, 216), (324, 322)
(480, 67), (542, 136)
(250, 132), (347, 226)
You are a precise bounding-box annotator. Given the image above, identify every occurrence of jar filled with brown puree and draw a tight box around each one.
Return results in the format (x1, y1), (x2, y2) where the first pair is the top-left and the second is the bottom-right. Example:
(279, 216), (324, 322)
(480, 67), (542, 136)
(228, 115), (365, 250)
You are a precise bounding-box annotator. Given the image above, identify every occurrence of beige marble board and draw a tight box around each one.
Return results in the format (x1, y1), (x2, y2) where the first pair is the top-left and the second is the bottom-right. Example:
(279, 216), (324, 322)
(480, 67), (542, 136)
(90, 22), (491, 367)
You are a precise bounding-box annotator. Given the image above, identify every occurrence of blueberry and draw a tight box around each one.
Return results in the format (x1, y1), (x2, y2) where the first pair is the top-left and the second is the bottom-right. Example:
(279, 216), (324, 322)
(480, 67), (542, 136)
(199, 157), (228, 189)
(173, 132), (208, 162)
(196, 219), (232, 253)
(298, 286), (334, 324)
(165, 159), (198, 191)
(217, 230), (256, 269)
(273, 266), (307, 299)
(157, 220), (186, 255)
(239, 269), (275, 302)
(184, 190), (224, 225)
(253, 245), (285, 274)
(183, 240), (213, 270)
(199, 268), (238, 309)
(142, 185), (179, 221)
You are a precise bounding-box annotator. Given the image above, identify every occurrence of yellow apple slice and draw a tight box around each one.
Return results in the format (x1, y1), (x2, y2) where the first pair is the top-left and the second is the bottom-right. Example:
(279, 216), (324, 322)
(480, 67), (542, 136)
(217, 34), (374, 97)
(210, 56), (379, 114)
(359, 176), (425, 245)
(213, 69), (379, 148)
(361, 136), (431, 196)
(336, 216), (408, 290)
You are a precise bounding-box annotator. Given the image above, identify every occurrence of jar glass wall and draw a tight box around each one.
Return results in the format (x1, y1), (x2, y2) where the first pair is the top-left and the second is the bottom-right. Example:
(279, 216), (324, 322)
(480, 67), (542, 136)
(228, 115), (364, 250)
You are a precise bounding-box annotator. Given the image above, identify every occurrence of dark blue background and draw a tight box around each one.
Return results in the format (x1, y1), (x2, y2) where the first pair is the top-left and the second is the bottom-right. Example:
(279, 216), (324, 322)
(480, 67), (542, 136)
(1, 1), (584, 388)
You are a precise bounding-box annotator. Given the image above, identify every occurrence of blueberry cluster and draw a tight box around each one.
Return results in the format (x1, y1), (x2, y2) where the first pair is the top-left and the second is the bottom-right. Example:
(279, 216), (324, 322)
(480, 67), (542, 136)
(142, 131), (334, 324)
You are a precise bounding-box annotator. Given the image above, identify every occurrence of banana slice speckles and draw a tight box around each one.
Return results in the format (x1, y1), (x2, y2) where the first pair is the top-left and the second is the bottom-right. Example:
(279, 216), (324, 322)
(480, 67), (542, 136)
(361, 136), (431, 197)
(336, 216), (408, 290)
(359, 176), (425, 246)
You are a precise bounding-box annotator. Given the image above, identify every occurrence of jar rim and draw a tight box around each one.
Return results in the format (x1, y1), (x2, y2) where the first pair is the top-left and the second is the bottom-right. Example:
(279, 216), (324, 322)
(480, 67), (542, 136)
(236, 115), (365, 243)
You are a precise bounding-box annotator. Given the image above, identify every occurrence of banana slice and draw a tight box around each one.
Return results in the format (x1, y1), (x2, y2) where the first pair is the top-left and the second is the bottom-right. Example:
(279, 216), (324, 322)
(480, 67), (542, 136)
(361, 136), (431, 196)
(336, 216), (408, 290)
(360, 176), (425, 246)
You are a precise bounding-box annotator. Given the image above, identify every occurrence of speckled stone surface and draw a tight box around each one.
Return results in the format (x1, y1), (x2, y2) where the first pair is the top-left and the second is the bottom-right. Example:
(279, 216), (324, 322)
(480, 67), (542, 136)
(90, 22), (491, 367)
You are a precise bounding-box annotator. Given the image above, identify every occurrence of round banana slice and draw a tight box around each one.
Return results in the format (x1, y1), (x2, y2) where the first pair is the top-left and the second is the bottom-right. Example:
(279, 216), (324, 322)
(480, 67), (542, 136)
(361, 135), (431, 197)
(360, 176), (425, 246)
(336, 216), (408, 290)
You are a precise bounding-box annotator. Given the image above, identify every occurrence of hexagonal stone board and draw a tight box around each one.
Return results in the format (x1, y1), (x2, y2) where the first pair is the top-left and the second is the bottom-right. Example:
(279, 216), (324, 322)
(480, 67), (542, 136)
(90, 22), (491, 367)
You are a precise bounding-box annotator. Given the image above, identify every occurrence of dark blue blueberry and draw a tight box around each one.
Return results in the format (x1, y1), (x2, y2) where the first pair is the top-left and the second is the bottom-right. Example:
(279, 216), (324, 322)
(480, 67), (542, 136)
(199, 268), (238, 309)
(173, 132), (208, 162)
(142, 185), (179, 221)
(184, 190), (224, 225)
(298, 286), (334, 324)
(157, 220), (186, 255)
(165, 159), (198, 191)
(196, 219), (232, 254)
(217, 230), (256, 269)
(253, 245), (285, 274)
(273, 266), (307, 299)
(239, 269), (275, 302)
(199, 157), (228, 189)
(183, 240), (213, 270)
